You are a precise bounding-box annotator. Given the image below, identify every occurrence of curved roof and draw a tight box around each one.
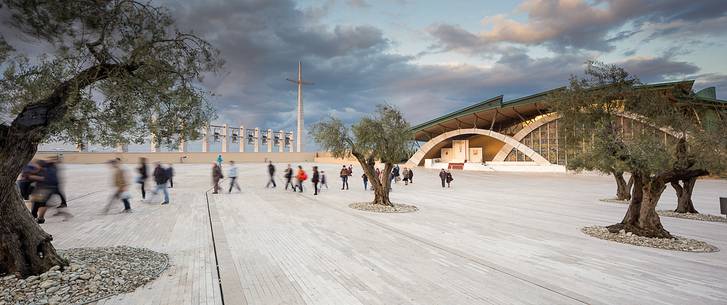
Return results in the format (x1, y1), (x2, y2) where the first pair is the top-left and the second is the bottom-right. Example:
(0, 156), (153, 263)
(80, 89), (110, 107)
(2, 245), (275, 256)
(410, 80), (726, 142)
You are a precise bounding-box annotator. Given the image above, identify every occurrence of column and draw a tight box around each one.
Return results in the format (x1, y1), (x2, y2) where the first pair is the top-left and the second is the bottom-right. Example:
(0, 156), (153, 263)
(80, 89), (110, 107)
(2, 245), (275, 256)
(221, 124), (228, 153)
(253, 128), (260, 152)
(278, 130), (285, 152)
(267, 129), (273, 152)
(288, 131), (294, 153)
(239, 125), (245, 152)
(178, 138), (186, 152)
(202, 125), (209, 153)
(116, 143), (128, 153)
(150, 135), (159, 152)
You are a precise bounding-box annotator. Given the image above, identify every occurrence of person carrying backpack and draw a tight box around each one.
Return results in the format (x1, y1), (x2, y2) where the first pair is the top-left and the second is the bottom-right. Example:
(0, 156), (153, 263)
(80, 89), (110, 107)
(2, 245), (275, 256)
(148, 162), (170, 204)
(339, 165), (349, 190)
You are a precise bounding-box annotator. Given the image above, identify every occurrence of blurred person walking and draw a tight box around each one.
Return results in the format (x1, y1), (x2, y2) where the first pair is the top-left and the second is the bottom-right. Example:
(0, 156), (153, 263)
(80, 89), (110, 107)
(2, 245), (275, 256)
(295, 165), (307, 193)
(312, 166), (320, 195)
(17, 160), (40, 209)
(216, 154), (223, 168)
(339, 165), (349, 190)
(137, 158), (148, 200)
(362, 173), (368, 190)
(439, 169), (447, 188)
(212, 163), (223, 194)
(446, 170), (454, 188)
(403, 168), (410, 185)
(166, 163), (175, 188)
(228, 161), (241, 193)
(105, 159), (132, 213)
(147, 162), (170, 204)
(284, 164), (294, 190)
(320, 170), (328, 189)
(266, 161), (277, 188)
(408, 168), (414, 184)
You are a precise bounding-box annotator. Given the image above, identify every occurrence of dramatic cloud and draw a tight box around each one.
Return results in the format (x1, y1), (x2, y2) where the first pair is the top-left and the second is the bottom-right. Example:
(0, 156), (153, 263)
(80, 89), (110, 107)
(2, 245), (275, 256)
(428, 0), (727, 53)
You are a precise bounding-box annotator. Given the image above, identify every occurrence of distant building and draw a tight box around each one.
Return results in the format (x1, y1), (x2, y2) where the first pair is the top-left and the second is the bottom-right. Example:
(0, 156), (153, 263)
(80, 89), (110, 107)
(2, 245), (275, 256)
(406, 80), (726, 172)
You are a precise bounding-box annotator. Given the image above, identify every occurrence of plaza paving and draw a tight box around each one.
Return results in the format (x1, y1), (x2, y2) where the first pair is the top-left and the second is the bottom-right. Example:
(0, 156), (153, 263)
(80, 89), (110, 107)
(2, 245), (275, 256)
(40, 163), (727, 305)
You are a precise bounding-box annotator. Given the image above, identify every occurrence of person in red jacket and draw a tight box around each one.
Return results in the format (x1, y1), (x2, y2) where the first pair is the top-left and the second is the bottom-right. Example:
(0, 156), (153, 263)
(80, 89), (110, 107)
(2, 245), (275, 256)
(295, 165), (307, 193)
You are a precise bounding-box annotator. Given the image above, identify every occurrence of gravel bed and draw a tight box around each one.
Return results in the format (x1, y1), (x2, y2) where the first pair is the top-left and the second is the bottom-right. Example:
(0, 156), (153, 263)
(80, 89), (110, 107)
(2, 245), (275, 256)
(657, 210), (727, 223)
(581, 226), (719, 253)
(598, 198), (630, 204)
(349, 202), (418, 213)
(0, 246), (168, 305)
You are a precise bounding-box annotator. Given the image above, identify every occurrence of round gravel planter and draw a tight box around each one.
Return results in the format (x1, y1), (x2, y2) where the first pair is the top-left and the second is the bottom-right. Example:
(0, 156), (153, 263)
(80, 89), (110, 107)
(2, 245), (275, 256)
(599, 198), (630, 204)
(657, 210), (727, 223)
(581, 226), (719, 253)
(349, 202), (418, 213)
(0, 246), (169, 305)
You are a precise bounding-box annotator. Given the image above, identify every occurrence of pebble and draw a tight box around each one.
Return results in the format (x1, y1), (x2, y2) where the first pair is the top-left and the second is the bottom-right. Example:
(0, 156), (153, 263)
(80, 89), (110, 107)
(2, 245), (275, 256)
(0, 246), (168, 305)
(581, 226), (719, 252)
(657, 210), (727, 223)
(349, 202), (419, 213)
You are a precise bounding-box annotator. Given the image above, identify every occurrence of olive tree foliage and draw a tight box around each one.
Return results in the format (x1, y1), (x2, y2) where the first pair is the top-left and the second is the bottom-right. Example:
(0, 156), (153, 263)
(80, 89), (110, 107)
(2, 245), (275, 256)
(311, 104), (413, 206)
(0, 0), (222, 148)
(548, 61), (727, 238)
(0, 0), (222, 277)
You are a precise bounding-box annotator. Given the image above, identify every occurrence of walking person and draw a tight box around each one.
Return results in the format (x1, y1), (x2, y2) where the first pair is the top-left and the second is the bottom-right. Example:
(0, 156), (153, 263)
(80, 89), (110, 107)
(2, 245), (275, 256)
(28, 160), (51, 223)
(43, 158), (68, 208)
(439, 169), (447, 188)
(266, 161), (277, 188)
(295, 165), (307, 193)
(347, 165), (353, 177)
(320, 170), (328, 189)
(212, 163), (223, 194)
(216, 154), (223, 168)
(312, 166), (320, 195)
(408, 168), (414, 184)
(392, 165), (400, 184)
(403, 168), (410, 185)
(137, 158), (148, 200)
(362, 173), (368, 190)
(17, 160), (40, 209)
(446, 170), (454, 188)
(284, 164), (294, 190)
(228, 161), (241, 193)
(166, 163), (175, 188)
(106, 159), (132, 213)
(146, 162), (170, 204)
(339, 165), (349, 190)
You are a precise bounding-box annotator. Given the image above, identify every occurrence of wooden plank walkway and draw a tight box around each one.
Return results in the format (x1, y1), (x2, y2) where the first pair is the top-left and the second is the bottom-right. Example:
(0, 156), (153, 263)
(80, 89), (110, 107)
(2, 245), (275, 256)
(40, 163), (727, 305)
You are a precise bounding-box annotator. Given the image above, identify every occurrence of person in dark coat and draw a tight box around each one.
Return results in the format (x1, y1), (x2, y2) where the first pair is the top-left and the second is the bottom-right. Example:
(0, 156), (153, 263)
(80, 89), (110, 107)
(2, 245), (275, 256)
(266, 161), (277, 188)
(408, 168), (414, 184)
(362, 173), (368, 190)
(439, 169), (447, 188)
(166, 163), (175, 188)
(149, 162), (170, 204)
(284, 164), (294, 190)
(137, 158), (148, 199)
(212, 163), (223, 194)
(312, 166), (320, 195)
(446, 170), (454, 188)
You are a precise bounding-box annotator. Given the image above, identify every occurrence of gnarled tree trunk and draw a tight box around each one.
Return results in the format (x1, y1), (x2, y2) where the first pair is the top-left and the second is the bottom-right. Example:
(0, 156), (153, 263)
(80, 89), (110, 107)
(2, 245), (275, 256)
(1, 131), (66, 277)
(352, 152), (394, 206)
(613, 171), (631, 201)
(671, 177), (698, 213)
(609, 174), (672, 239)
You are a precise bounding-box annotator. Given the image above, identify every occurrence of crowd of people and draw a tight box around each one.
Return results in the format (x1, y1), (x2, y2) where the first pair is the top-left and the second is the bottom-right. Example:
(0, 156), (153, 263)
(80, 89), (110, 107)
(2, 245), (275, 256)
(17, 156), (456, 224)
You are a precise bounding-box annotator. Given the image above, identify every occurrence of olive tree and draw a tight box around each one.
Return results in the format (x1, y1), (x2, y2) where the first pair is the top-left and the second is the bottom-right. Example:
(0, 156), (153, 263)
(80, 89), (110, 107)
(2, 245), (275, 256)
(0, 0), (222, 277)
(549, 62), (727, 238)
(311, 104), (413, 206)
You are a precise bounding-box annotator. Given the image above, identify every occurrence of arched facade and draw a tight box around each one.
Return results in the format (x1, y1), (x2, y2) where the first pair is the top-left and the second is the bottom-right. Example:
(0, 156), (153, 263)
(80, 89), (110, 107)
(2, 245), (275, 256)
(406, 128), (550, 167)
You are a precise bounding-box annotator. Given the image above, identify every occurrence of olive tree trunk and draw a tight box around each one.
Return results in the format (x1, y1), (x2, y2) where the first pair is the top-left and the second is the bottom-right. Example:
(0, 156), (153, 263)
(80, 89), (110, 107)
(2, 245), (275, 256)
(671, 177), (698, 214)
(613, 171), (631, 201)
(0, 132), (66, 277)
(609, 174), (672, 238)
(352, 152), (393, 206)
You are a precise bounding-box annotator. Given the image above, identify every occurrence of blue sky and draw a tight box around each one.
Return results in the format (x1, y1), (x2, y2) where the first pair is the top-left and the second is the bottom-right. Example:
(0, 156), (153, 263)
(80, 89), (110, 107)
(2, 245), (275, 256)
(25, 0), (727, 151)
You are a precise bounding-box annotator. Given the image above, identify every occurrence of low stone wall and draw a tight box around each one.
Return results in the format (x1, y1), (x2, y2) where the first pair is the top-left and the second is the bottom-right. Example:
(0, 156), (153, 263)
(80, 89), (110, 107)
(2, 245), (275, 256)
(35, 151), (317, 164)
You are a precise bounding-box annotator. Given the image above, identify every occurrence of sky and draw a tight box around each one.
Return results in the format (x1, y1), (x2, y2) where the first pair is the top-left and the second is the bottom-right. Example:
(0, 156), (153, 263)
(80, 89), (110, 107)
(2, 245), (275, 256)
(11, 0), (727, 151)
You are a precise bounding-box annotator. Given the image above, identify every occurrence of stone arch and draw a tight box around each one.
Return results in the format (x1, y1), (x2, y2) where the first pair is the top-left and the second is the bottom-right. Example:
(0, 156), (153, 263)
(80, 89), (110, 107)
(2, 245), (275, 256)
(406, 128), (550, 167)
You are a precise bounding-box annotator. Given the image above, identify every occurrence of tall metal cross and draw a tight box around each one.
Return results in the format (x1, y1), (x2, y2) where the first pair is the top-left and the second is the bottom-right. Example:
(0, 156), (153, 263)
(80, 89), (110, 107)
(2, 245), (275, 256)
(286, 61), (313, 152)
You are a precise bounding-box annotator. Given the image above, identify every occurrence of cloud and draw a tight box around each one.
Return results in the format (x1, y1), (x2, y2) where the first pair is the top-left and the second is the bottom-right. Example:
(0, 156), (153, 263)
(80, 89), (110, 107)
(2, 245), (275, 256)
(427, 0), (727, 54)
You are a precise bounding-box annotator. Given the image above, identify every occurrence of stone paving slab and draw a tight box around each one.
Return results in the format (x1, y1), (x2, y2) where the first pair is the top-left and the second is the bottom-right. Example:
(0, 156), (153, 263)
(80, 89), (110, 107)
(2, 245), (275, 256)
(38, 163), (727, 305)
